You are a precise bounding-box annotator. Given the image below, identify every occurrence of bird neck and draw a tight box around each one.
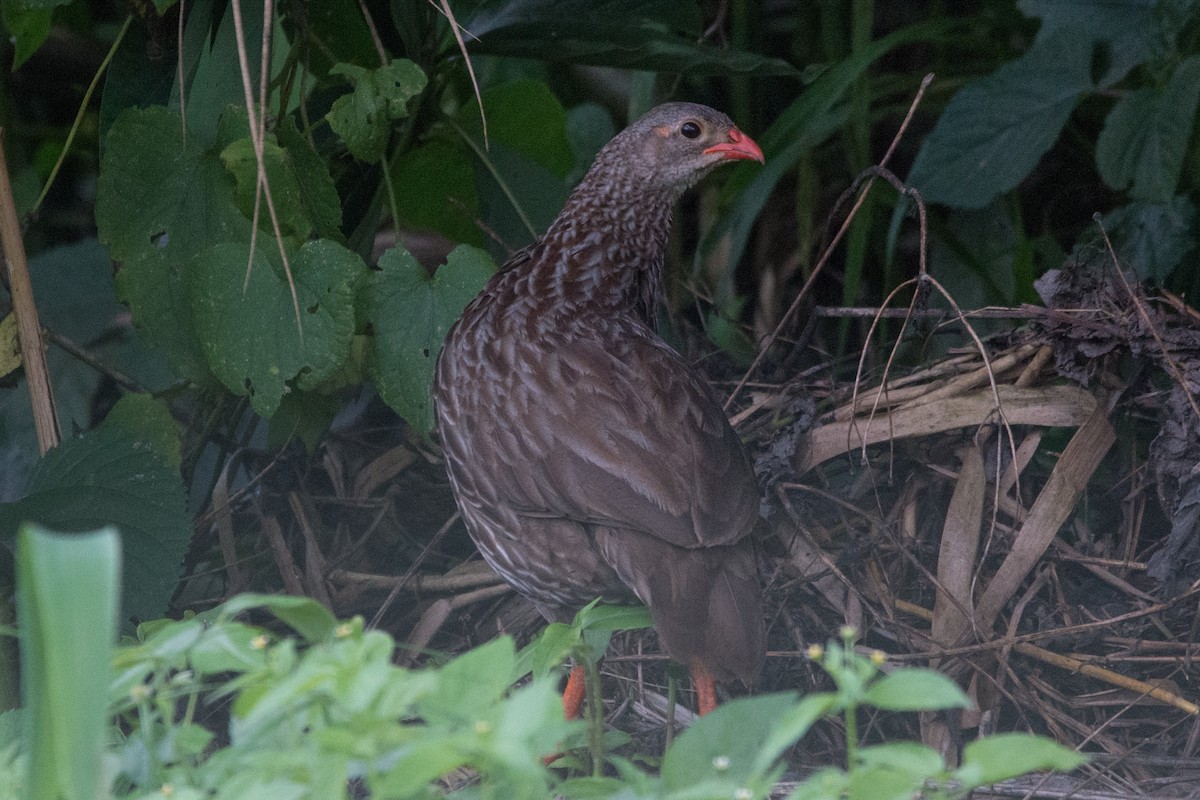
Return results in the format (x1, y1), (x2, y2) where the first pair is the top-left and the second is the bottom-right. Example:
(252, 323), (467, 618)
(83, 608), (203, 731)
(532, 169), (679, 324)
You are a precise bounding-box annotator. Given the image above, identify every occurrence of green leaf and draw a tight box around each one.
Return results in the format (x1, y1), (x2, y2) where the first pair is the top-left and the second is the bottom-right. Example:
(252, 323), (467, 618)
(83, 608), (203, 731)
(467, 0), (797, 76)
(907, 28), (1095, 209)
(460, 80), (575, 180)
(100, 393), (182, 468)
(417, 637), (516, 724)
(956, 733), (1086, 788)
(514, 622), (578, 681)
(1018, 0), (1157, 86)
(97, 106), (252, 382)
(219, 136), (312, 239)
(789, 766), (849, 800)
(574, 601), (652, 633)
(278, 117), (344, 242)
(373, 737), (470, 796)
(16, 525), (118, 800)
(98, 18), (176, 144)
(1096, 56), (1200, 202)
(187, 622), (270, 675)
(565, 102), (616, 184)
(187, 238), (366, 418)
(863, 668), (971, 711)
(1091, 198), (1197, 283)
(208, 593), (337, 642)
(367, 244), (496, 434)
(327, 59), (427, 163)
(181, 2), (271, 148)
(0, 0), (54, 70)
(277, 0), (376, 78)
(390, 138), (483, 246)
(752, 692), (841, 776)
(856, 741), (945, 777)
(266, 389), (343, 452)
(847, 763), (925, 800)
(0, 429), (190, 625)
(661, 693), (798, 790)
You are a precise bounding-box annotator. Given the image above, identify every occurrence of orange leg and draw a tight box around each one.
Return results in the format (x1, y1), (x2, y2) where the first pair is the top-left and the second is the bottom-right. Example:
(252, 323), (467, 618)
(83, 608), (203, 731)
(562, 662), (587, 720)
(691, 659), (717, 716)
(544, 663), (589, 767)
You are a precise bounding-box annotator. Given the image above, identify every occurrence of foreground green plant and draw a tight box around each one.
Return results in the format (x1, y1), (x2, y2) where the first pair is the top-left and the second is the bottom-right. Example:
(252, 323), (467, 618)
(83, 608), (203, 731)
(555, 626), (1085, 800)
(1, 528), (1084, 799)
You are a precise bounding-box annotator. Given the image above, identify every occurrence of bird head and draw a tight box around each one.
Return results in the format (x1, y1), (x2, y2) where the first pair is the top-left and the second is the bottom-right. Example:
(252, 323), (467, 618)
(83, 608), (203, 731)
(598, 102), (764, 197)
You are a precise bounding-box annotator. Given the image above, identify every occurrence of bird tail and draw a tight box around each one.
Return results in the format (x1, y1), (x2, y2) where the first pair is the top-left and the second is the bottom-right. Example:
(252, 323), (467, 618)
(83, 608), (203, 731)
(594, 528), (764, 686)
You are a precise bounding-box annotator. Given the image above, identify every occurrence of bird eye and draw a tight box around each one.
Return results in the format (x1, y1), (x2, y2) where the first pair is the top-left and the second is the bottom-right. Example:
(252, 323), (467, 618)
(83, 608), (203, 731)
(680, 121), (702, 139)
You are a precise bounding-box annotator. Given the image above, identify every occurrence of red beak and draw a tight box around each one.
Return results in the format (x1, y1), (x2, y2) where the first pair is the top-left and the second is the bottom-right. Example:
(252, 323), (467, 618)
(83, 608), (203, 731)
(704, 127), (765, 163)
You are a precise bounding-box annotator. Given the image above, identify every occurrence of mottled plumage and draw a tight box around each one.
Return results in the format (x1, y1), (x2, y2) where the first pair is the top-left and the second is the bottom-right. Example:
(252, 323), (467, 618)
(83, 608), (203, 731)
(434, 102), (765, 686)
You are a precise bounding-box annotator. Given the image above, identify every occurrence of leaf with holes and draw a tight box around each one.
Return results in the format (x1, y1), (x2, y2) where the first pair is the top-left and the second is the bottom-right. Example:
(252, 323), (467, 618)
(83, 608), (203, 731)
(97, 106), (252, 382)
(187, 239), (366, 417)
(327, 59), (427, 163)
(367, 244), (496, 435)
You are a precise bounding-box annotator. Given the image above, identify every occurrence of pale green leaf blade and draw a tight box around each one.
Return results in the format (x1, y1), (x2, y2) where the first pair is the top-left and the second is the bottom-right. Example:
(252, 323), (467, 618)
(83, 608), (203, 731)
(16, 525), (119, 800)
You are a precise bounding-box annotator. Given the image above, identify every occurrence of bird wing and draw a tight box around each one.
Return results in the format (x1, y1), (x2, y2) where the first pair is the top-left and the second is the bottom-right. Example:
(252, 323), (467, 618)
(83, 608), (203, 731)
(483, 316), (761, 551)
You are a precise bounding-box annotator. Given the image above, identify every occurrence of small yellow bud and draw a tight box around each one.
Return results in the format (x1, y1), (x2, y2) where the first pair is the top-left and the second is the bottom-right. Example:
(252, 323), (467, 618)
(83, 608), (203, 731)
(250, 634), (269, 650)
(869, 650), (887, 666)
(335, 623), (353, 638)
(806, 644), (824, 660)
(130, 683), (151, 702)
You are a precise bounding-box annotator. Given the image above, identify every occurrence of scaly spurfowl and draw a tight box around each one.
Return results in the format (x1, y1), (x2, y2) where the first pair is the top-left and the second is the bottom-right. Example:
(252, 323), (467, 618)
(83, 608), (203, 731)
(434, 102), (765, 718)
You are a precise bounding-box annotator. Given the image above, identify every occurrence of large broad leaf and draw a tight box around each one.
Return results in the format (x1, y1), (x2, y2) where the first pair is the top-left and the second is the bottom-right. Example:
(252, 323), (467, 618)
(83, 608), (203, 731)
(465, 0), (797, 76)
(1096, 55), (1200, 203)
(97, 106), (253, 382)
(367, 244), (496, 435)
(459, 80), (574, 180)
(0, 240), (174, 502)
(456, 81), (575, 250)
(188, 239), (367, 418)
(0, 428), (190, 626)
(1018, 0), (1158, 86)
(906, 28), (1095, 209)
(391, 138), (483, 246)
